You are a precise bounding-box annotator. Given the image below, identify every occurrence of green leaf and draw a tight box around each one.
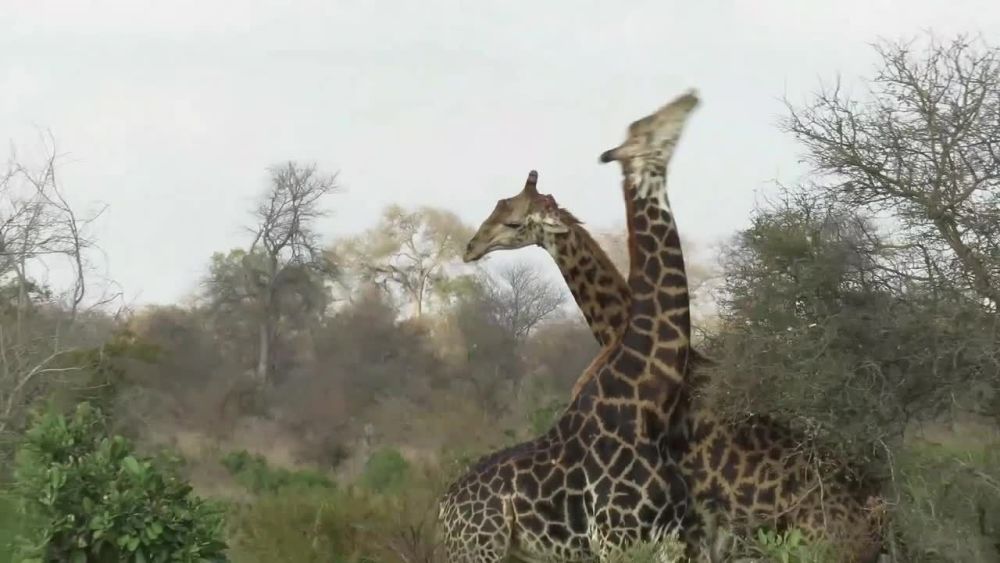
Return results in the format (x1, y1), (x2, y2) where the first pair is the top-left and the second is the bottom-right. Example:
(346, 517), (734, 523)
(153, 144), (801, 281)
(123, 456), (142, 475)
(787, 528), (803, 545)
(71, 550), (88, 563)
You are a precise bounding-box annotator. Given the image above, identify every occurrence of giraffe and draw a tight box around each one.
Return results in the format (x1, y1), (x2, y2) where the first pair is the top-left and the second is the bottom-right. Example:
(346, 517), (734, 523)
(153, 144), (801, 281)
(460, 182), (885, 560)
(438, 90), (701, 562)
(462, 169), (714, 399)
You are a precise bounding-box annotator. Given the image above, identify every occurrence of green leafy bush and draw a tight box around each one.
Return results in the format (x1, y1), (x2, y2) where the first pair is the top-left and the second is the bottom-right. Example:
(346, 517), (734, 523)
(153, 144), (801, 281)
(221, 450), (334, 494)
(747, 528), (835, 563)
(360, 448), (409, 494)
(894, 442), (1000, 562)
(12, 403), (228, 562)
(227, 488), (384, 563)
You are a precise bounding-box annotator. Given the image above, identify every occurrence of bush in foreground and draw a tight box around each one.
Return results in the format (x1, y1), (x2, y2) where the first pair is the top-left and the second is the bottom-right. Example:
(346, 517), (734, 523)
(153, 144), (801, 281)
(13, 403), (228, 562)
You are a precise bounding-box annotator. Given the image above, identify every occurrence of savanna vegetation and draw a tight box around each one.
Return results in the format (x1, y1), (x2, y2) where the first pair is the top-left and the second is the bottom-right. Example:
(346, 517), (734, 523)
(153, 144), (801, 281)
(1, 34), (998, 562)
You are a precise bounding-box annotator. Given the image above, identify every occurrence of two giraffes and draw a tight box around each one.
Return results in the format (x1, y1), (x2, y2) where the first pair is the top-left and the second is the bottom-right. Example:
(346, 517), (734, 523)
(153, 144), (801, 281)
(438, 91), (884, 562)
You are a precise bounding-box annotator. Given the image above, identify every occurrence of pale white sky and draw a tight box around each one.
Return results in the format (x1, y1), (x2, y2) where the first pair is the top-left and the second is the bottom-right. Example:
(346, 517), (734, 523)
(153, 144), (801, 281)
(2, 0), (998, 305)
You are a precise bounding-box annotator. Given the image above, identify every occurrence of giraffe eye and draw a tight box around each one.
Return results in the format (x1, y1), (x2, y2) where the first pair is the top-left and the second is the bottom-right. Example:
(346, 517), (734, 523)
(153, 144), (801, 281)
(504, 222), (522, 229)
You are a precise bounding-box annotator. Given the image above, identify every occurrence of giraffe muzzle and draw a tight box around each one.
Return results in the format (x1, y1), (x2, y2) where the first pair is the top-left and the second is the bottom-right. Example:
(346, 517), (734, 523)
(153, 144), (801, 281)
(463, 242), (483, 263)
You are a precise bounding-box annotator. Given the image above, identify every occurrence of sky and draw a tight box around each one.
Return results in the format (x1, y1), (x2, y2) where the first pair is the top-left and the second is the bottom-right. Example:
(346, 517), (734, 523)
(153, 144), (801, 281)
(1, 0), (998, 306)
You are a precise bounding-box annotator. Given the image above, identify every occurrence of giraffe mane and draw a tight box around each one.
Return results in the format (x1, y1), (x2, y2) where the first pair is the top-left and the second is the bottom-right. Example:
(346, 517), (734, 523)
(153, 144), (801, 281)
(556, 209), (622, 279)
(541, 197), (620, 274)
(552, 205), (583, 226)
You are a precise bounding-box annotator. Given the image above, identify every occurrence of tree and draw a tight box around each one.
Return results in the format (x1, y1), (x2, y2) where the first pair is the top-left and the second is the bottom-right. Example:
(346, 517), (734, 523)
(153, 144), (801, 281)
(204, 248), (329, 373)
(448, 278), (523, 414)
(707, 36), (1000, 559)
(337, 205), (471, 318)
(708, 189), (1000, 450)
(481, 262), (565, 341)
(705, 190), (1000, 560)
(784, 34), (1000, 310)
(208, 162), (338, 386)
(0, 138), (110, 441)
(310, 284), (444, 410)
(0, 137), (95, 322)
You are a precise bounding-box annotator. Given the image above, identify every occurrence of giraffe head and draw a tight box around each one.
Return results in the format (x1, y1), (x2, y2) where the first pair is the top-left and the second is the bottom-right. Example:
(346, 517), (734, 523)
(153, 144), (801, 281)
(599, 89), (700, 193)
(463, 170), (570, 262)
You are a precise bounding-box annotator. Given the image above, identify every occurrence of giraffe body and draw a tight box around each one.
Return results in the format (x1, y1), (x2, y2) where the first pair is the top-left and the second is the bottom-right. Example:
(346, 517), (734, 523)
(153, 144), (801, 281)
(440, 91), (701, 561)
(463, 182), (883, 559)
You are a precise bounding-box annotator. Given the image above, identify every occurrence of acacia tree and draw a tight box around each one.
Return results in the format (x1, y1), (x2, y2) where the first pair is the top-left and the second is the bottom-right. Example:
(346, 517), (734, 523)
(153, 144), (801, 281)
(706, 190), (1000, 561)
(784, 34), (1000, 309)
(206, 162), (338, 386)
(337, 205), (471, 318)
(709, 36), (1000, 558)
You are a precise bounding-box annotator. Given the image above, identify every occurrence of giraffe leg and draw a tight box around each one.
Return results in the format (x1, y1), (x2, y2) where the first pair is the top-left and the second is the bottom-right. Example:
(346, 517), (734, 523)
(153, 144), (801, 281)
(677, 505), (718, 563)
(590, 506), (686, 562)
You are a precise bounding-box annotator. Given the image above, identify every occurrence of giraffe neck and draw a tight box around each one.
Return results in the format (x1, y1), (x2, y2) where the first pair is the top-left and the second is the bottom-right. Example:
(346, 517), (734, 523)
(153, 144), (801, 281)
(619, 162), (691, 388)
(539, 216), (629, 349)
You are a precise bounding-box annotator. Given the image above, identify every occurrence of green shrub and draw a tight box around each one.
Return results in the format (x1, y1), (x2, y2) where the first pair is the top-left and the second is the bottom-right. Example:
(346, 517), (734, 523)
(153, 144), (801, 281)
(746, 528), (836, 563)
(227, 488), (386, 563)
(225, 450), (445, 562)
(12, 403), (228, 563)
(894, 442), (1000, 562)
(221, 450), (334, 494)
(360, 448), (409, 494)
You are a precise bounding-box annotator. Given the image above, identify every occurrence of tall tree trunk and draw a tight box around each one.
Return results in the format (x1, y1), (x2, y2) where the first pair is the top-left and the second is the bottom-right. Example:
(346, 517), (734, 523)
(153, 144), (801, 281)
(256, 321), (270, 385)
(256, 265), (279, 386)
(415, 276), (425, 318)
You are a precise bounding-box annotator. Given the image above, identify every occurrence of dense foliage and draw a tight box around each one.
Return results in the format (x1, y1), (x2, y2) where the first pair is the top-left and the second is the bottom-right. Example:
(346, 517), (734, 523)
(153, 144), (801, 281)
(12, 403), (228, 562)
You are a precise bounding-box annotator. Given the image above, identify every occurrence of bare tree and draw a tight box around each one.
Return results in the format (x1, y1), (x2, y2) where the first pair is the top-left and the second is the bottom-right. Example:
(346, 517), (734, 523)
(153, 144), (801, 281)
(483, 262), (565, 341)
(784, 34), (1000, 309)
(0, 136), (104, 436)
(245, 161), (339, 385)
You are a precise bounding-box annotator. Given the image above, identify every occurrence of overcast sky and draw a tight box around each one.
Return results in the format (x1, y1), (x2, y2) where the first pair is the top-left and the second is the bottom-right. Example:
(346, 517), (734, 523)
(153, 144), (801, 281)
(2, 0), (998, 306)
